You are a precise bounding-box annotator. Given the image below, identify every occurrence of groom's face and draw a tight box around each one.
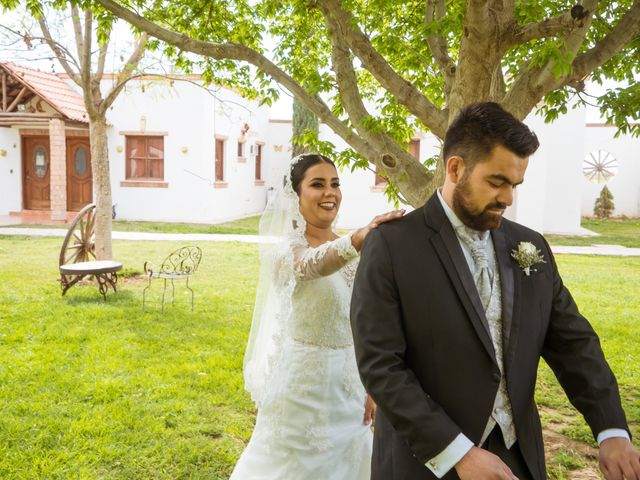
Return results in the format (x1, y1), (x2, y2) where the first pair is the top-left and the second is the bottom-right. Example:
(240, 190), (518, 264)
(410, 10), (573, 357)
(452, 144), (528, 231)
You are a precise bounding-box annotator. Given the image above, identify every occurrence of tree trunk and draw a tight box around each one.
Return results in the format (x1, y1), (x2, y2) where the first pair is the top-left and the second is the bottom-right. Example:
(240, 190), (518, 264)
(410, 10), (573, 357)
(292, 97), (319, 157)
(89, 115), (113, 260)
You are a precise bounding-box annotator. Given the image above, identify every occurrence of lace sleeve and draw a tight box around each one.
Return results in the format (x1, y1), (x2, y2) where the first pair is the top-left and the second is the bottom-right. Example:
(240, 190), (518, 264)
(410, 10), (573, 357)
(292, 234), (359, 281)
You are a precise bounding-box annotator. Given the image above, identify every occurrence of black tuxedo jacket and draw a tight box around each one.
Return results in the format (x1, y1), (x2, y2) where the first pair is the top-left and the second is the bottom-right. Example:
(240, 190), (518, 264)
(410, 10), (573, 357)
(350, 193), (629, 480)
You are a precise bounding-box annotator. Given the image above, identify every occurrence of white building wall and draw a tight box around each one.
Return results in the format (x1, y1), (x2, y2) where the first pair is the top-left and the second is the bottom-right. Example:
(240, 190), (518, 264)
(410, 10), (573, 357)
(581, 125), (640, 217)
(540, 107), (586, 234)
(263, 120), (293, 194)
(0, 128), (23, 215)
(104, 78), (270, 223)
(509, 107), (586, 235)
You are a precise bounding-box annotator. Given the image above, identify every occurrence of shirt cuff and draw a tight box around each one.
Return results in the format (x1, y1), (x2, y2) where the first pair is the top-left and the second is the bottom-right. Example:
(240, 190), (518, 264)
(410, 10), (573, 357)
(425, 433), (474, 478)
(597, 428), (630, 445)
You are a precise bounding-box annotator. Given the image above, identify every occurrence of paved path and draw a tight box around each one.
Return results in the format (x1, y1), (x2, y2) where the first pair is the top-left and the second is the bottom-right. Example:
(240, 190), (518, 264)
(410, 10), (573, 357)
(0, 227), (269, 244)
(1, 226), (639, 256)
(549, 244), (640, 257)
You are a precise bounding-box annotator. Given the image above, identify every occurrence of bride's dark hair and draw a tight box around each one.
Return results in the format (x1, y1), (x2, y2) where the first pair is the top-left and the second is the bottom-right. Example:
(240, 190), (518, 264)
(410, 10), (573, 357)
(289, 154), (336, 195)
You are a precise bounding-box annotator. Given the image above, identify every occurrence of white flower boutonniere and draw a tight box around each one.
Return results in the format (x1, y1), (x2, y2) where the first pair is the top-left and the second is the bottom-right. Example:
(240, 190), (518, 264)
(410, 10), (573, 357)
(511, 241), (546, 276)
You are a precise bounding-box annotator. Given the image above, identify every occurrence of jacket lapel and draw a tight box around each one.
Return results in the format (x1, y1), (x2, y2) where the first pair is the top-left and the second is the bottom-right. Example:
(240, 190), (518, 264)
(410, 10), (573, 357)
(492, 224), (520, 371)
(423, 196), (497, 364)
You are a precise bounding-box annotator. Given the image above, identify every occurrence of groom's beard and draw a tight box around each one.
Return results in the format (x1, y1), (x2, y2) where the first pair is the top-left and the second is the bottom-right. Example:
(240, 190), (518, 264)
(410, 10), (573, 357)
(453, 172), (507, 231)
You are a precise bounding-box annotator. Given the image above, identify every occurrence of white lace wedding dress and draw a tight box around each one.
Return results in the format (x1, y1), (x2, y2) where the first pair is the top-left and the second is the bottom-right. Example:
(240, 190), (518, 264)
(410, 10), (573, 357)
(230, 235), (372, 480)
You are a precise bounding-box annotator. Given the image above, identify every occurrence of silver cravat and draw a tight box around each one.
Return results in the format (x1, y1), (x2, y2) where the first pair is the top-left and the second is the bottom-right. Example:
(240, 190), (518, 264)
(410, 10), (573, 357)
(456, 227), (492, 310)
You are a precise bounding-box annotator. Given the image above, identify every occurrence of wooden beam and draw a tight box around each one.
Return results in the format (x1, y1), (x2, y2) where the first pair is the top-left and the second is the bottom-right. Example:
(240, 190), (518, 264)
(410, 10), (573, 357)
(7, 86), (27, 112)
(7, 85), (25, 97)
(0, 121), (52, 128)
(2, 73), (6, 112)
(0, 112), (61, 122)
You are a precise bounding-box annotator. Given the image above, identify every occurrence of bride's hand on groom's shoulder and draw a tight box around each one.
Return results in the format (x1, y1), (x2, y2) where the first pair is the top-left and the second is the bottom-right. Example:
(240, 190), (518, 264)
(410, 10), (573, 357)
(351, 210), (405, 252)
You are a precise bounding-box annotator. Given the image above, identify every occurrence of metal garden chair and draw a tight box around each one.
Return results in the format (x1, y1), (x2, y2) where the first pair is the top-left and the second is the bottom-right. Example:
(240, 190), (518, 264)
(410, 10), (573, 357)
(142, 246), (202, 313)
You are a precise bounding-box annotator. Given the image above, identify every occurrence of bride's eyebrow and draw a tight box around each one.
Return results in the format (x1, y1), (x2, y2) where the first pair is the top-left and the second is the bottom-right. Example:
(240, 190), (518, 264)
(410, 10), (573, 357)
(308, 177), (340, 182)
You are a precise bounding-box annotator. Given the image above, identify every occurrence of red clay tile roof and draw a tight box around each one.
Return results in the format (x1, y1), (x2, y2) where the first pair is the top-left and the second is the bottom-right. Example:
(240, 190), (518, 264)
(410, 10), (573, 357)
(1, 62), (88, 123)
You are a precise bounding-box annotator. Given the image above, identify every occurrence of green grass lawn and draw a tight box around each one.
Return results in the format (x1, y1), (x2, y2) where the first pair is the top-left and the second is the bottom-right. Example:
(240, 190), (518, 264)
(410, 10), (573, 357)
(110, 216), (261, 235)
(0, 236), (638, 479)
(537, 253), (640, 478)
(3, 216), (262, 236)
(536, 255), (640, 438)
(0, 236), (258, 479)
(546, 217), (640, 248)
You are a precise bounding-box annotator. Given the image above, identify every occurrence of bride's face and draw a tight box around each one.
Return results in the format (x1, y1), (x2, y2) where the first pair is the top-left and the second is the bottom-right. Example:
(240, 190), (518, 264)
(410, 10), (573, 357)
(298, 162), (342, 229)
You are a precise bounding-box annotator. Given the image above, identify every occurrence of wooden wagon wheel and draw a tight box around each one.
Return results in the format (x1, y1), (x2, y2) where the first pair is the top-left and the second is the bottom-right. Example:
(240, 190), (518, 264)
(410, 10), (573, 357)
(59, 203), (97, 291)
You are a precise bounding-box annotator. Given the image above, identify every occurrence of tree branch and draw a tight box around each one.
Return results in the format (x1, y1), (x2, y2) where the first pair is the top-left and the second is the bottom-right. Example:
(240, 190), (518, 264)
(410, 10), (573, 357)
(425, 0), (456, 95)
(502, 0), (600, 119)
(96, 39), (109, 80)
(76, 8), (98, 116)
(327, 39), (368, 128)
(68, 5), (93, 109)
(325, 16), (435, 205)
(489, 64), (506, 101)
(96, 0), (374, 163)
(92, 30), (110, 106)
(506, 10), (584, 47)
(81, 8), (92, 81)
(316, 0), (448, 138)
(101, 32), (148, 113)
(36, 17), (80, 83)
(70, 5), (84, 71)
(571, 0), (640, 81)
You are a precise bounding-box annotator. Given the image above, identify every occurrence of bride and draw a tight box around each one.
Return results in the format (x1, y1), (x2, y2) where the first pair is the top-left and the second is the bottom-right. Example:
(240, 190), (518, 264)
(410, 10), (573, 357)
(230, 153), (403, 479)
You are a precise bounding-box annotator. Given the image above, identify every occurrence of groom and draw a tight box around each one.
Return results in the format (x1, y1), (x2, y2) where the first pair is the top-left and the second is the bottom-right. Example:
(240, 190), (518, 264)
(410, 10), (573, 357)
(351, 102), (639, 480)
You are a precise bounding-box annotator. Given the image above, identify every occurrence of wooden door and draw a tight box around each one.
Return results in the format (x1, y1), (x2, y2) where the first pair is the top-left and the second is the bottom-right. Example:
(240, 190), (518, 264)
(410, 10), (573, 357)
(215, 138), (224, 181)
(66, 138), (93, 211)
(23, 137), (51, 210)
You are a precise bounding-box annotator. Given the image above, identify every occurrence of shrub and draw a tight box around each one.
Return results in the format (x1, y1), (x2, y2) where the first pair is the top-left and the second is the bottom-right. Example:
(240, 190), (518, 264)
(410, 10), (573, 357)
(593, 185), (615, 219)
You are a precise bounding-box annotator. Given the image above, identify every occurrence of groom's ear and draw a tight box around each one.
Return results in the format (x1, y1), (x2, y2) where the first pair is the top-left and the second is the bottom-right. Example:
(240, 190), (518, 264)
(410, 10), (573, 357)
(446, 155), (465, 184)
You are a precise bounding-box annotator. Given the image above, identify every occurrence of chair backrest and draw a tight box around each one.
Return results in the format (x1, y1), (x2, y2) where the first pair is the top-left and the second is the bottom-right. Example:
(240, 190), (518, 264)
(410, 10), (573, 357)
(159, 246), (202, 275)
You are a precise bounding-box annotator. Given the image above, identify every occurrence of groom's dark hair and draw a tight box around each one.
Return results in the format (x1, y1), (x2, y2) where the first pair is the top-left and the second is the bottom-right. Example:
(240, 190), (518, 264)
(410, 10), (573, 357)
(442, 102), (539, 169)
(290, 153), (336, 195)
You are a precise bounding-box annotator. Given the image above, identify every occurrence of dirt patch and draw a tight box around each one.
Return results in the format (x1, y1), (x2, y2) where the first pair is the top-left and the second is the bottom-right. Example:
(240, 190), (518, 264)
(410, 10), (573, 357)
(542, 406), (601, 479)
(121, 274), (148, 286)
